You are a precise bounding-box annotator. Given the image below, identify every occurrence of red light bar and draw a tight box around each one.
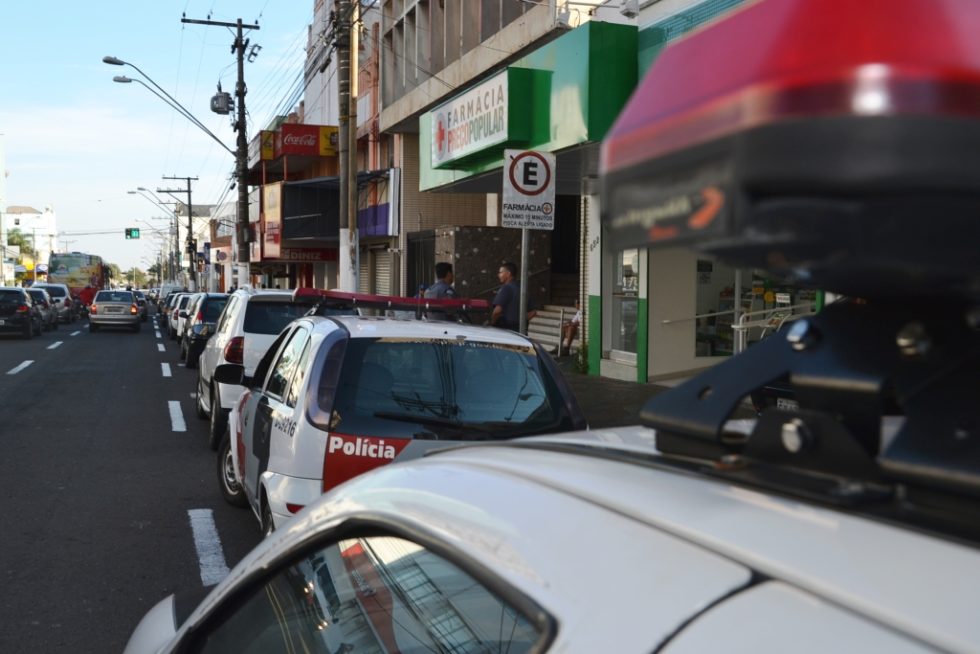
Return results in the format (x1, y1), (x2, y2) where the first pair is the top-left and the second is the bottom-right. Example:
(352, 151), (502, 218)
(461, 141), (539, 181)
(293, 288), (490, 312)
(603, 0), (980, 175)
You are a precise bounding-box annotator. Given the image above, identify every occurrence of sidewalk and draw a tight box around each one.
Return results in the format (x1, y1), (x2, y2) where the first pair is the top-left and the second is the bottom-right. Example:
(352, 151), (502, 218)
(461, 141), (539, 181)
(554, 357), (671, 429)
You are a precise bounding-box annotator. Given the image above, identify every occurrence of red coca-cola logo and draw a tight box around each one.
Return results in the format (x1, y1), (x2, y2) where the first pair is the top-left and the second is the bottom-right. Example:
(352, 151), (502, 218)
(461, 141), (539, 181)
(283, 134), (317, 146)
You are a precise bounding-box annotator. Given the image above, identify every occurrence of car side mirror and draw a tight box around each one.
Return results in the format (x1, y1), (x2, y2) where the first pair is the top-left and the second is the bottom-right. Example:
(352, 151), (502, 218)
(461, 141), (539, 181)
(179, 311), (188, 318)
(213, 363), (248, 386)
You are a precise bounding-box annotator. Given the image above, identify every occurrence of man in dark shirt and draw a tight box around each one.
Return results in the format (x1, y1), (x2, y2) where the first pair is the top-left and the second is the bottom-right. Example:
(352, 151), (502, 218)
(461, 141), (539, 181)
(424, 262), (457, 321)
(491, 261), (536, 332)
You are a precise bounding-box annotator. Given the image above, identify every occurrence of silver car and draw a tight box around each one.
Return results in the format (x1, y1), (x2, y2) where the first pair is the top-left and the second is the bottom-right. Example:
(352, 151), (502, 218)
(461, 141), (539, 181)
(89, 290), (141, 333)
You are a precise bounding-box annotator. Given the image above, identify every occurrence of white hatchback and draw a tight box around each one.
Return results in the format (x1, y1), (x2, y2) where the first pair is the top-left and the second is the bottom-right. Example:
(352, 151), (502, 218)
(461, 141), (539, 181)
(196, 288), (322, 449)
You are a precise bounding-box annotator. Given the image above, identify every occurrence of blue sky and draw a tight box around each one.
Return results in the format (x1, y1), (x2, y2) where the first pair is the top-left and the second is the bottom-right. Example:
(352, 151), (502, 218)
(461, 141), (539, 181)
(0, 0), (313, 272)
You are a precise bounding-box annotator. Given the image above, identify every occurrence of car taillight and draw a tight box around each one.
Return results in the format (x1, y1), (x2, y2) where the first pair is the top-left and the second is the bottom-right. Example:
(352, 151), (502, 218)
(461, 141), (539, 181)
(224, 336), (244, 364)
(195, 311), (203, 323)
(16, 304), (29, 313)
(90, 304), (98, 315)
(285, 503), (305, 514)
(130, 304), (138, 315)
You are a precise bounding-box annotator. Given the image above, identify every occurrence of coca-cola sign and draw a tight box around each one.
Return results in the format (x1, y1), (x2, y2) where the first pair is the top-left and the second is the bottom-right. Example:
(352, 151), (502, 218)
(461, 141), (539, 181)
(276, 124), (320, 157)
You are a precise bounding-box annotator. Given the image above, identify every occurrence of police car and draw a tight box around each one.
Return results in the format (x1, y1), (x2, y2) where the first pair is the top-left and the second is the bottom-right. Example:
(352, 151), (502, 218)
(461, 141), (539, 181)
(127, 0), (980, 651)
(214, 290), (586, 535)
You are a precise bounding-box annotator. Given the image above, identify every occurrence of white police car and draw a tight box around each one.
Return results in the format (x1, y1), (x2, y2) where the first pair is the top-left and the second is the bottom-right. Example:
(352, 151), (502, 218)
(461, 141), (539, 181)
(214, 292), (586, 535)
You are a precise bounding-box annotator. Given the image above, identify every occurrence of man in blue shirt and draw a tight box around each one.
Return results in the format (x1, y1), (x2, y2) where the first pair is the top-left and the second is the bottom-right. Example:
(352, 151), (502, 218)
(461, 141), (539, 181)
(491, 261), (536, 332)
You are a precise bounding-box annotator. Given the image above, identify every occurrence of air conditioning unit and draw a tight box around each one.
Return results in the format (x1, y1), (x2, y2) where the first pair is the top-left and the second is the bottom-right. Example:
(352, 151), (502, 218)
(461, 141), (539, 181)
(620, 0), (639, 18)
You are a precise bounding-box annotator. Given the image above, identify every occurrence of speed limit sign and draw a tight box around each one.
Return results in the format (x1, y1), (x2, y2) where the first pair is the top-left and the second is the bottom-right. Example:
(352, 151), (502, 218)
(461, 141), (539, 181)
(502, 149), (556, 230)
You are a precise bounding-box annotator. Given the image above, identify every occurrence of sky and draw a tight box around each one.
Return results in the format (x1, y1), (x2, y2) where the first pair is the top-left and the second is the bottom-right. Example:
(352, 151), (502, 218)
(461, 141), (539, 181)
(0, 0), (314, 273)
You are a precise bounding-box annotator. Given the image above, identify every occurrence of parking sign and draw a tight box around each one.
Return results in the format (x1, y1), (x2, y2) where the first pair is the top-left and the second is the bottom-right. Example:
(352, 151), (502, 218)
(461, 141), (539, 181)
(502, 149), (556, 230)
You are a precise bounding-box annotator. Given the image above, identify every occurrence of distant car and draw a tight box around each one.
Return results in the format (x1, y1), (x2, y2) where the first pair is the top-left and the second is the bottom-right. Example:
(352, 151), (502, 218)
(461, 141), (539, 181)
(0, 287), (43, 339)
(175, 292), (204, 344)
(26, 288), (58, 331)
(180, 293), (228, 369)
(89, 290), (140, 333)
(31, 282), (76, 324)
(196, 288), (322, 450)
(133, 290), (148, 322)
(215, 306), (586, 535)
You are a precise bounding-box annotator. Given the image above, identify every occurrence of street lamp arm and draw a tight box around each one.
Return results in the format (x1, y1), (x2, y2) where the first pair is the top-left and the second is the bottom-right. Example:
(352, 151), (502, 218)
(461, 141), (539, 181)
(105, 56), (236, 157)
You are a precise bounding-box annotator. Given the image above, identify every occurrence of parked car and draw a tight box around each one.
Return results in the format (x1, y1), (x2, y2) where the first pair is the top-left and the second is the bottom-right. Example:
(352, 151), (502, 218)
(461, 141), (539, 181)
(175, 292), (204, 344)
(196, 288), (322, 450)
(31, 282), (76, 324)
(0, 287), (43, 339)
(89, 290), (140, 333)
(215, 304), (587, 535)
(180, 293), (228, 369)
(26, 288), (58, 331)
(167, 293), (193, 340)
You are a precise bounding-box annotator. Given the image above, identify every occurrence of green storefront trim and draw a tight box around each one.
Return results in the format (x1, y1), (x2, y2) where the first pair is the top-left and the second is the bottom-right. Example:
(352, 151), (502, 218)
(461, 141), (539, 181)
(588, 294), (601, 376)
(420, 21), (637, 191)
(636, 297), (648, 383)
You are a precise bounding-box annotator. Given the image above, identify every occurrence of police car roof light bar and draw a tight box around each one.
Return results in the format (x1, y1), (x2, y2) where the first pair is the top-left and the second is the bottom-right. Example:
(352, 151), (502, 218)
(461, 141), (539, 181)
(292, 288), (491, 312)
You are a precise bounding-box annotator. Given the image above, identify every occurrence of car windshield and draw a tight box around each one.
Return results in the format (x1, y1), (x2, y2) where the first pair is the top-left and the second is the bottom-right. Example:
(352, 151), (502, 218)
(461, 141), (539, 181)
(323, 338), (575, 440)
(95, 291), (134, 303)
(0, 291), (24, 304)
(39, 286), (66, 298)
(243, 300), (317, 335)
(27, 291), (46, 302)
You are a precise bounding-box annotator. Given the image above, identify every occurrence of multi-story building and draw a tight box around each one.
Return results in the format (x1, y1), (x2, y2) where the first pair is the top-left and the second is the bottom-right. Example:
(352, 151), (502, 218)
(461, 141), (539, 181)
(2, 205), (59, 281)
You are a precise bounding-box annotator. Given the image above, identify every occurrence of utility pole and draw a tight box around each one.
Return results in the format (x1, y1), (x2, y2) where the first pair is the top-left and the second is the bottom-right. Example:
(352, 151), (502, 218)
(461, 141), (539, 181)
(160, 176), (198, 290)
(337, 0), (357, 291)
(181, 15), (259, 289)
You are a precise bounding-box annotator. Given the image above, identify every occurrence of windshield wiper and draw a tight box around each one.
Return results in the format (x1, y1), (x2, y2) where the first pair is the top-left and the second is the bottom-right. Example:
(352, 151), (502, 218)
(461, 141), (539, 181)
(373, 411), (497, 437)
(389, 392), (460, 419)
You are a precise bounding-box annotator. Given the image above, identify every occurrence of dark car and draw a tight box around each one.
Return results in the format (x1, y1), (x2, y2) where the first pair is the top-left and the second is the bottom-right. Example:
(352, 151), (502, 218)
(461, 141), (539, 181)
(133, 290), (148, 322)
(180, 293), (229, 369)
(26, 288), (59, 332)
(0, 287), (43, 339)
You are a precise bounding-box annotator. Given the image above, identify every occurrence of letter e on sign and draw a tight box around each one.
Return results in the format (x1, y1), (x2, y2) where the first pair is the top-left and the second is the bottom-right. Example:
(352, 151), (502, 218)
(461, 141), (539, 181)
(502, 149), (556, 230)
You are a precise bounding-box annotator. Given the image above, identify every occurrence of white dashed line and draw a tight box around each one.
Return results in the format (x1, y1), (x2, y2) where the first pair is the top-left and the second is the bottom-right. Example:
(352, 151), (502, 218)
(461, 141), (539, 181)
(155, 331), (162, 339)
(6, 361), (33, 375)
(161, 363), (172, 378)
(190, 392), (197, 398)
(157, 343), (165, 352)
(47, 341), (64, 350)
(168, 400), (186, 432)
(187, 509), (230, 586)
(70, 331), (81, 336)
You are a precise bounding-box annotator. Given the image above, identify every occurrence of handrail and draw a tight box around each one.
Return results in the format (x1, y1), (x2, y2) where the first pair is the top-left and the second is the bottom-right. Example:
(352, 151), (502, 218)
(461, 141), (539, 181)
(733, 302), (817, 353)
(731, 302), (816, 324)
(661, 308), (735, 325)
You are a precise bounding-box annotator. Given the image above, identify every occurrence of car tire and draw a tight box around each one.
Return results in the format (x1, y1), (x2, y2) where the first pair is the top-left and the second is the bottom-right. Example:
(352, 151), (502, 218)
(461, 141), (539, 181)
(52, 320), (58, 331)
(186, 349), (198, 370)
(21, 321), (31, 340)
(90, 322), (99, 333)
(261, 498), (275, 538)
(217, 430), (247, 508)
(208, 386), (227, 451)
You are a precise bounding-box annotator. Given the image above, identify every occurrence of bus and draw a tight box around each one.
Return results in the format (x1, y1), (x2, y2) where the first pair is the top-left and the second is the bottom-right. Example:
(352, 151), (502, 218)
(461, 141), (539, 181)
(47, 252), (110, 296)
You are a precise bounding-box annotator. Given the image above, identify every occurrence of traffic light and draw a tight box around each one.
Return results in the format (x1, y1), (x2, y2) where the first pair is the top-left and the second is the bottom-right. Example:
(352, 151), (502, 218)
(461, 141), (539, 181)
(125, 227), (140, 239)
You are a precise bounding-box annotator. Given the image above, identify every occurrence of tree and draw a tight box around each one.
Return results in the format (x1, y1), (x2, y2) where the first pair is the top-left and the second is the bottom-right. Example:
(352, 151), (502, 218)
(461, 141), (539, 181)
(6, 228), (34, 254)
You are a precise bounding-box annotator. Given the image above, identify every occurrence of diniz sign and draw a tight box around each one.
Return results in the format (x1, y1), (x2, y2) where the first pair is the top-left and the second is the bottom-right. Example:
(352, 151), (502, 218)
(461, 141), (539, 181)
(431, 69), (509, 167)
(279, 247), (339, 262)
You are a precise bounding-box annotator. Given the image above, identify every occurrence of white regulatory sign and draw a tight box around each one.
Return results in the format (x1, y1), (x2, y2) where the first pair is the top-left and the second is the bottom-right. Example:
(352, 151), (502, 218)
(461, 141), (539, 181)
(502, 149), (556, 230)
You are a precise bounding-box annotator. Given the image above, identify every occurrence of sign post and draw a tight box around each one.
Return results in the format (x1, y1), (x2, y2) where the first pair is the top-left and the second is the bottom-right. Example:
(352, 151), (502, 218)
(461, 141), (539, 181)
(502, 149), (556, 334)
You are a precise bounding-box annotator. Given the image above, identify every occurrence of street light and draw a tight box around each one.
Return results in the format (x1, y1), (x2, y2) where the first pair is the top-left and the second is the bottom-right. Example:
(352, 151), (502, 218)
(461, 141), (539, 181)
(104, 57), (235, 157)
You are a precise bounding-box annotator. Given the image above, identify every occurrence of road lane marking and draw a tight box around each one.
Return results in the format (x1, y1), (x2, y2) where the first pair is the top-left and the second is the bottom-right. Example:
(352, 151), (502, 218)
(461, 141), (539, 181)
(6, 361), (33, 375)
(187, 509), (230, 586)
(70, 331), (81, 336)
(157, 343), (165, 352)
(47, 341), (64, 350)
(161, 363), (172, 377)
(155, 331), (162, 338)
(190, 392), (197, 398)
(168, 401), (186, 432)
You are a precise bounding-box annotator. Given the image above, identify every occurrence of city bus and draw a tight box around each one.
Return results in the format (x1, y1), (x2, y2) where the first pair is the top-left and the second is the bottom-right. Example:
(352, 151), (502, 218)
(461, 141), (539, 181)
(47, 252), (110, 296)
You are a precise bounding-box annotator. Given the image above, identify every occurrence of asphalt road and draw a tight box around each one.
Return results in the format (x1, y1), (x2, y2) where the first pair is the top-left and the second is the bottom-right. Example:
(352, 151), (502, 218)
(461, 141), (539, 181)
(0, 307), (262, 652)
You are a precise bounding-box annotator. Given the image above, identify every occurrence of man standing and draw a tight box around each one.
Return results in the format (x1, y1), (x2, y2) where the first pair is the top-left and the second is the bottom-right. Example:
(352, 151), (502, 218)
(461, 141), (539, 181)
(424, 262), (457, 321)
(491, 261), (536, 332)
(423, 262), (457, 300)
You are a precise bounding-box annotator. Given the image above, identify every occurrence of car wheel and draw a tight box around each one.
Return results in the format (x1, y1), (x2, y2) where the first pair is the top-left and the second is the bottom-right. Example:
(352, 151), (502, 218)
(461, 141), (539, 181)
(90, 322), (99, 333)
(208, 386), (227, 451)
(51, 320), (58, 331)
(218, 430), (248, 508)
(261, 499), (275, 537)
(21, 321), (32, 340)
(186, 349), (198, 370)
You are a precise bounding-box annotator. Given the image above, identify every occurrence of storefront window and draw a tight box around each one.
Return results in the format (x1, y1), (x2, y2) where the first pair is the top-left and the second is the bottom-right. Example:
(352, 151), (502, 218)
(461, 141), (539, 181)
(611, 249), (639, 354)
(695, 259), (818, 357)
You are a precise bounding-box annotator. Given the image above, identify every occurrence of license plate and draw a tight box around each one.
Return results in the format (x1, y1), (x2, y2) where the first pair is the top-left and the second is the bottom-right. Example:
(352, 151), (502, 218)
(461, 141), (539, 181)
(777, 397), (799, 411)
(106, 307), (122, 313)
